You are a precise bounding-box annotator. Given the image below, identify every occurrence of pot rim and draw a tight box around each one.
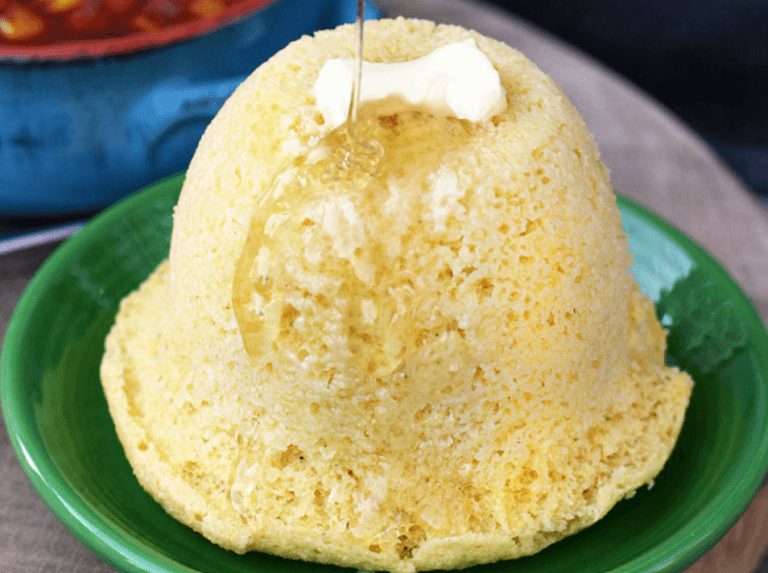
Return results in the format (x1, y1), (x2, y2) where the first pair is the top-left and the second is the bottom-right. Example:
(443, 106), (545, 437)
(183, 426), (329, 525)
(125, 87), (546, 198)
(0, 0), (279, 62)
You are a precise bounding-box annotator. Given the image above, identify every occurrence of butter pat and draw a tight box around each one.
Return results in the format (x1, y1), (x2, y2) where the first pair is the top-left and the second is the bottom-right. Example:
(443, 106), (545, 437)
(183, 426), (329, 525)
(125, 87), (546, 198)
(313, 39), (507, 128)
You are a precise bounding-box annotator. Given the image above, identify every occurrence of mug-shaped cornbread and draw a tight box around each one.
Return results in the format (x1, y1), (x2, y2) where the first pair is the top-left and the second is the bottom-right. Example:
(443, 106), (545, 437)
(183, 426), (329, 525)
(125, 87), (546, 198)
(101, 17), (692, 573)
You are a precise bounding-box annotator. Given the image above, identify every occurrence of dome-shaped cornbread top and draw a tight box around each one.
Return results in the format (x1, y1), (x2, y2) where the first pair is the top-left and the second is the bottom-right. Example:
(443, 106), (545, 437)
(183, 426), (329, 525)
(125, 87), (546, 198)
(101, 17), (691, 573)
(171, 16), (634, 447)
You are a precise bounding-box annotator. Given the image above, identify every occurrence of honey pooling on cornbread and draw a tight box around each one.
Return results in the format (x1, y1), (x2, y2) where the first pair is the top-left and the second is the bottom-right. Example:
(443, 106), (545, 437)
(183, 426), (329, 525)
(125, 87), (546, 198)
(100, 18), (692, 573)
(232, 102), (476, 377)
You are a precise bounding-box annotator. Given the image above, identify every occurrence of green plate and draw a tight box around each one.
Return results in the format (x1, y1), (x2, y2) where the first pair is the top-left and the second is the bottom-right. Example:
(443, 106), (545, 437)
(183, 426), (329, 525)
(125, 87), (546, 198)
(3, 172), (768, 573)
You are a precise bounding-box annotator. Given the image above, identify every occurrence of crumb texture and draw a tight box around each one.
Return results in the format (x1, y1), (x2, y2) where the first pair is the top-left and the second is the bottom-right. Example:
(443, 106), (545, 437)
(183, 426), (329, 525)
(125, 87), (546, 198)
(100, 17), (692, 573)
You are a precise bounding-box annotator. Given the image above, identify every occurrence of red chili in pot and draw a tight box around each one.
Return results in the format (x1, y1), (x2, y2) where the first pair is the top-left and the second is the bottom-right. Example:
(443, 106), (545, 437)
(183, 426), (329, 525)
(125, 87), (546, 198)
(0, 0), (238, 43)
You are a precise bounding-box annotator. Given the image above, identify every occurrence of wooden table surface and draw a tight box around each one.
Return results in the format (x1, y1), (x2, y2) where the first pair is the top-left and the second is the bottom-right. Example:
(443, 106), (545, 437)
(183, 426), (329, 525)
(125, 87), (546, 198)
(2, 0), (768, 571)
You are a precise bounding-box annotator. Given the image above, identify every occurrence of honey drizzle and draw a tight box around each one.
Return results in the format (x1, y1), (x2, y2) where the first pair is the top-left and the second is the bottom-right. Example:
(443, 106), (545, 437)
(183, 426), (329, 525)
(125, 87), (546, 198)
(232, 5), (476, 377)
(342, 0), (384, 171)
(347, 0), (366, 140)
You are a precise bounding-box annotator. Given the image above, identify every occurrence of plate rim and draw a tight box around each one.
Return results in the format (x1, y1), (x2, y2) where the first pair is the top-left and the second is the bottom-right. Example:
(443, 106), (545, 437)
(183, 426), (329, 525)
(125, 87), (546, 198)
(1, 172), (193, 573)
(3, 174), (768, 573)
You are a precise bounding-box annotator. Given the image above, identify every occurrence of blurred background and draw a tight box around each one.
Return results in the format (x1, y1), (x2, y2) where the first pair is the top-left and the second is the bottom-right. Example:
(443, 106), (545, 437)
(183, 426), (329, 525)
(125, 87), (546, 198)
(485, 0), (768, 200)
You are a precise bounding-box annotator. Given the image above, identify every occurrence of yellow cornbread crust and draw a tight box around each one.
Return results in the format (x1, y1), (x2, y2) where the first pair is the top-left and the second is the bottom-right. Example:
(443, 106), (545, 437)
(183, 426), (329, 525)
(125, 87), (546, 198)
(101, 18), (693, 573)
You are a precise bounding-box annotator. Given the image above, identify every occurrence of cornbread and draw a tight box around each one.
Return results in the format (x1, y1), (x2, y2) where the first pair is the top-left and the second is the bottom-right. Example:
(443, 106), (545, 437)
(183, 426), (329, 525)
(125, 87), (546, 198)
(100, 17), (693, 573)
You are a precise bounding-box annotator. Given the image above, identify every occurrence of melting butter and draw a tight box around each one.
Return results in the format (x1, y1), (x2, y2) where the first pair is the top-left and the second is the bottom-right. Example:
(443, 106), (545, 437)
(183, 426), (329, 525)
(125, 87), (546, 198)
(313, 39), (507, 129)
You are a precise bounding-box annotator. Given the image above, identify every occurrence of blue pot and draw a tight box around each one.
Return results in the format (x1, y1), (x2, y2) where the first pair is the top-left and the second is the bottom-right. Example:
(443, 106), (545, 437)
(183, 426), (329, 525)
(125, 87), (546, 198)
(0, 0), (380, 216)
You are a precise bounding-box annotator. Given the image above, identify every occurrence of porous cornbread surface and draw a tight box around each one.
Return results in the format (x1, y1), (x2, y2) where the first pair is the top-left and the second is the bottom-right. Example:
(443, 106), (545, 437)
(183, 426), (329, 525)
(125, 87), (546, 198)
(100, 17), (693, 573)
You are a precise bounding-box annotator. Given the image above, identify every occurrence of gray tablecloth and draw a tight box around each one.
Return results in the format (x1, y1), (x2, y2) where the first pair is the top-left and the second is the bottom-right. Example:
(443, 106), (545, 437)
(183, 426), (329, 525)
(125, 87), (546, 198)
(3, 1), (768, 571)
